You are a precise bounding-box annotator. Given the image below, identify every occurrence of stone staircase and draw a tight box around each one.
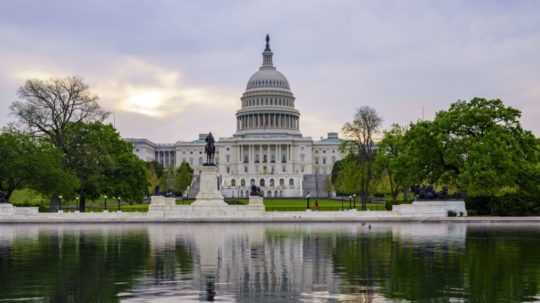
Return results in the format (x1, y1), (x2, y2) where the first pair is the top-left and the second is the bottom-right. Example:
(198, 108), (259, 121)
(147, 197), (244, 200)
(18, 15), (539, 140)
(302, 174), (331, 198)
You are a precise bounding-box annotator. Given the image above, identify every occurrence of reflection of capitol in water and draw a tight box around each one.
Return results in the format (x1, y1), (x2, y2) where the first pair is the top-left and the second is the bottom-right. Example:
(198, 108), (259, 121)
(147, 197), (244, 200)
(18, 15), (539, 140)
(146, 224), (342, 302)
(0, 223), (471, 303)
(142, 223), (467, 302)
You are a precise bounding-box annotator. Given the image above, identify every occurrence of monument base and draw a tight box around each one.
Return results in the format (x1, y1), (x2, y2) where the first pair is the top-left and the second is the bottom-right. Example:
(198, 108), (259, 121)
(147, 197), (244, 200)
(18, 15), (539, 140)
(248, 196), (265, 209)
(148, 196), (177, 213)
(192, 165), (228, 207)
(0, 203), (15, 216)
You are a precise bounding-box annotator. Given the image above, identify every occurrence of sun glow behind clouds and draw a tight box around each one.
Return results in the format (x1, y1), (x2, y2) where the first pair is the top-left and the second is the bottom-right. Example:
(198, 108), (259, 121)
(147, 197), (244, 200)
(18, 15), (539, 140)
(126, 89), (165, 117)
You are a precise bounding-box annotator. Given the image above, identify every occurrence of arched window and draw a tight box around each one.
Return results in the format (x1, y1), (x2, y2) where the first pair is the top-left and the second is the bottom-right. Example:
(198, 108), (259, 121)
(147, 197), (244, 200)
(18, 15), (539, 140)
(289, 178), (294, 186)
(267, 191), (272, 197)
(269, 179), (275, 187)
(279, 178), (285, 186)
(250, 179), (255, 185)
(240, 190), (243, 197)
(241, 179), (246, 187)
(231, 179), (236, 187)
(260, 179), (265, 187)
(275, 190), (279, 197)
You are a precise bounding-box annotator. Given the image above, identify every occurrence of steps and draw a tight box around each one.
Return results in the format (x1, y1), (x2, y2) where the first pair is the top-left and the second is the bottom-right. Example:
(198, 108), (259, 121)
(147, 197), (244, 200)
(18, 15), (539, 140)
(187, 175), (200, 198)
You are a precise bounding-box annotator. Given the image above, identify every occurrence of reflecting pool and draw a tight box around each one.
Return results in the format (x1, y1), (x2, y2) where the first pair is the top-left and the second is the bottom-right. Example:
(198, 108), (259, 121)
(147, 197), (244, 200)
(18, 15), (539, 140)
(1, 223), (540, 302)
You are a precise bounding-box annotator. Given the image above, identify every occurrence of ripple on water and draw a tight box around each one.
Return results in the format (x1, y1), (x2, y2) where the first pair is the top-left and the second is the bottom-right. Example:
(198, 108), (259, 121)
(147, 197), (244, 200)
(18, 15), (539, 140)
(0, 223), (540, 302)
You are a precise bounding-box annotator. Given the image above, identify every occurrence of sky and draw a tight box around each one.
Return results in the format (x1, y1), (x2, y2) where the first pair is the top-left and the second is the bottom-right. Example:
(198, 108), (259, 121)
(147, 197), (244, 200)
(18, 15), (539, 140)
(0, 1), (539, 142)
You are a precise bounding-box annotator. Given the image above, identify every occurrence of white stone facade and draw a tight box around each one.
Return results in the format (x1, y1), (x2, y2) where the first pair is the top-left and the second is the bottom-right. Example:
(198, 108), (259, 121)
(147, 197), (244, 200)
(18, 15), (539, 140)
(127, 36), (343, 198)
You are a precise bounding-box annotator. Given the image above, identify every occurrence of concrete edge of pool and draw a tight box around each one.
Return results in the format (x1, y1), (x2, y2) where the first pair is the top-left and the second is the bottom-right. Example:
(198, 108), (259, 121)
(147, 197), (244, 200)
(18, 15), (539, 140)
(1, 214), (540, 224)
(1, 200), (536, 224)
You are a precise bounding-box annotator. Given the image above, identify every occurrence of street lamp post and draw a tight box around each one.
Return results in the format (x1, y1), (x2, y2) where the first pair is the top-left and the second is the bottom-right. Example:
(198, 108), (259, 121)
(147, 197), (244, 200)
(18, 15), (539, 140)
(104, 195), (108, 210)
(117, 197), (121, 211)
(58, 195), (63, 211)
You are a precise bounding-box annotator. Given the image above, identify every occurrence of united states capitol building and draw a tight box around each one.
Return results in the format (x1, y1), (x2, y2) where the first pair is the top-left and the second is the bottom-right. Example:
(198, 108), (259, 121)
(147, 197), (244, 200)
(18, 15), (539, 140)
(128, 36), (343, 198)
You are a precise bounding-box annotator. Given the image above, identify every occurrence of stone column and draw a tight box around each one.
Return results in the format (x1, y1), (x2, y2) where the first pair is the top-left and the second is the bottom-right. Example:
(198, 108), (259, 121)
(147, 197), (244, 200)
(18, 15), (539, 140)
(259, 144), (262, 165)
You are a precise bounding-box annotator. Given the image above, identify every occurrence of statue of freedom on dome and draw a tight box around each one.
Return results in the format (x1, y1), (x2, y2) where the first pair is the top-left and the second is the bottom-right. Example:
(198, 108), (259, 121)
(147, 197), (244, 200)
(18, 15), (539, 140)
(204, 132), (216, 166)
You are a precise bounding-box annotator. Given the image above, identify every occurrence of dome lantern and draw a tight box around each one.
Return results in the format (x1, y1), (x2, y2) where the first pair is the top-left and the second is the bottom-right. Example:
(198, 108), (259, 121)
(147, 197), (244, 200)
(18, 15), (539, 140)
(262, 34), (274, 69)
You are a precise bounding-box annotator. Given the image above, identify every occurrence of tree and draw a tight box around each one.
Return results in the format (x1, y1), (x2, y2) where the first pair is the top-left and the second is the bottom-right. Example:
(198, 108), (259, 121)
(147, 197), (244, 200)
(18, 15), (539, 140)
(104, 153), (148, 204)
(175, 161), (194, 196)
(334, 156), (362, 196)
(342, 106), (382, 209)
(145, 161), (164, 195)
(404, 97), (539, 196)
(375, 124), (414, 203)
(10, 76), (109, 150)
(63, 122), (148, 211)
(0, 132), (77, 202)
(159, 168), (176, 194)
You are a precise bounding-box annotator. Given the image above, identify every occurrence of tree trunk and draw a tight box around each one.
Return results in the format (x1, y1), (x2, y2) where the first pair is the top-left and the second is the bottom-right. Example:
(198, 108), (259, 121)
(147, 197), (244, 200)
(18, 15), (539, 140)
(79, 193), (86, 212)
(392, 191), (399, 204)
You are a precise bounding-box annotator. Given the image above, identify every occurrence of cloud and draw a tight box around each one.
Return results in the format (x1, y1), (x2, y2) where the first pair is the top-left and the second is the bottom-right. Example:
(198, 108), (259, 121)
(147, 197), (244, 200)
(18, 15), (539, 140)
(0, 1), (539, 142)
(92, 57), (237, 118)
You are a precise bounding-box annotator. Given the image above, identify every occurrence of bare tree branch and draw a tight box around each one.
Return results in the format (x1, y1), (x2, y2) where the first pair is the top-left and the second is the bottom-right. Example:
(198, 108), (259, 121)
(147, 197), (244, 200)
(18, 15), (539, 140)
(10, 76), (109, 149)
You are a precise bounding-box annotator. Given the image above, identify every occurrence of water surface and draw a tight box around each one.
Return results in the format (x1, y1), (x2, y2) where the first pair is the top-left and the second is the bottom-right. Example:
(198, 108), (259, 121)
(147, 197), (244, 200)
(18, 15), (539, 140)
(1, 223), (540, 302)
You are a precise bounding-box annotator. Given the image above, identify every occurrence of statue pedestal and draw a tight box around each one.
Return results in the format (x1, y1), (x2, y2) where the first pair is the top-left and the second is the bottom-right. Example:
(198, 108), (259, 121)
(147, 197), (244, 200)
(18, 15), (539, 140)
(0, 203), (14, 216)
(248, 196), (264, 209)
(192, 165), (228, 207)
(148, 196), (177, 213)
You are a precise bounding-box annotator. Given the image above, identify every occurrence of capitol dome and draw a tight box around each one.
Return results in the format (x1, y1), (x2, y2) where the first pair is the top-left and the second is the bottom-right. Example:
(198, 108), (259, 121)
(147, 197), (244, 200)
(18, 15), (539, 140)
(235, 35), (301, 137)
(246, 69), (290, 90)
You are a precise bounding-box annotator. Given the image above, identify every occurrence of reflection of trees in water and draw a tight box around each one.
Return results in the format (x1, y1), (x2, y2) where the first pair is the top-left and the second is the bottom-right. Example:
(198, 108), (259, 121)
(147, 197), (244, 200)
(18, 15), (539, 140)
(462, 227), (540, 302)
(0, 228), (151, 302)
(332, 226), (540, 302)
(2, 224), (540, 302)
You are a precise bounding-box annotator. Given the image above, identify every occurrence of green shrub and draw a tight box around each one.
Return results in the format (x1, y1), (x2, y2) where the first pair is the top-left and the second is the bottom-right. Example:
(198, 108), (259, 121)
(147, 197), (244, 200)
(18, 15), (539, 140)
(466, 193), (540, 216)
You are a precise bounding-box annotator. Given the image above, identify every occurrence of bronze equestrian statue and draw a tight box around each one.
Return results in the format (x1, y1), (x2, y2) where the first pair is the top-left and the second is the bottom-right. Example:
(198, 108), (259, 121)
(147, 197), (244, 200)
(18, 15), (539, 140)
(204, 132), (216, 166)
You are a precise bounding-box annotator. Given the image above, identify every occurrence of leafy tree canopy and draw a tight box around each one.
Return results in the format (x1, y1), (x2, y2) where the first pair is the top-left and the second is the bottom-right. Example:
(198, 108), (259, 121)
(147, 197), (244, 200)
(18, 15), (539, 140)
(0, 132), (77, 202)
(404, 97), (538, 196)
(175, 161), (194, 195)
(63, 122), (148, 210)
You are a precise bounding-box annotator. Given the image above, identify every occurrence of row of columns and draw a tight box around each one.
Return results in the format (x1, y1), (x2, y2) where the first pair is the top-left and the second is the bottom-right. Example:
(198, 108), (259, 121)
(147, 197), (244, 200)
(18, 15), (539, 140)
(237, 144), (293, 164)
(155, 150), (176, 167)
(238, 113), (298, 130)
(242, 97), (293, 107)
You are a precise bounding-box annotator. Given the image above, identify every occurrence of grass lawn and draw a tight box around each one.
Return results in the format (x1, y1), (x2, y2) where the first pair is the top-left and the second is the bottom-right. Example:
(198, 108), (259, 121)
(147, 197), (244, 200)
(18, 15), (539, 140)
(224, 198), (385, 211)
(8, 189), (387, 212)
(261, 199), (386, 211)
